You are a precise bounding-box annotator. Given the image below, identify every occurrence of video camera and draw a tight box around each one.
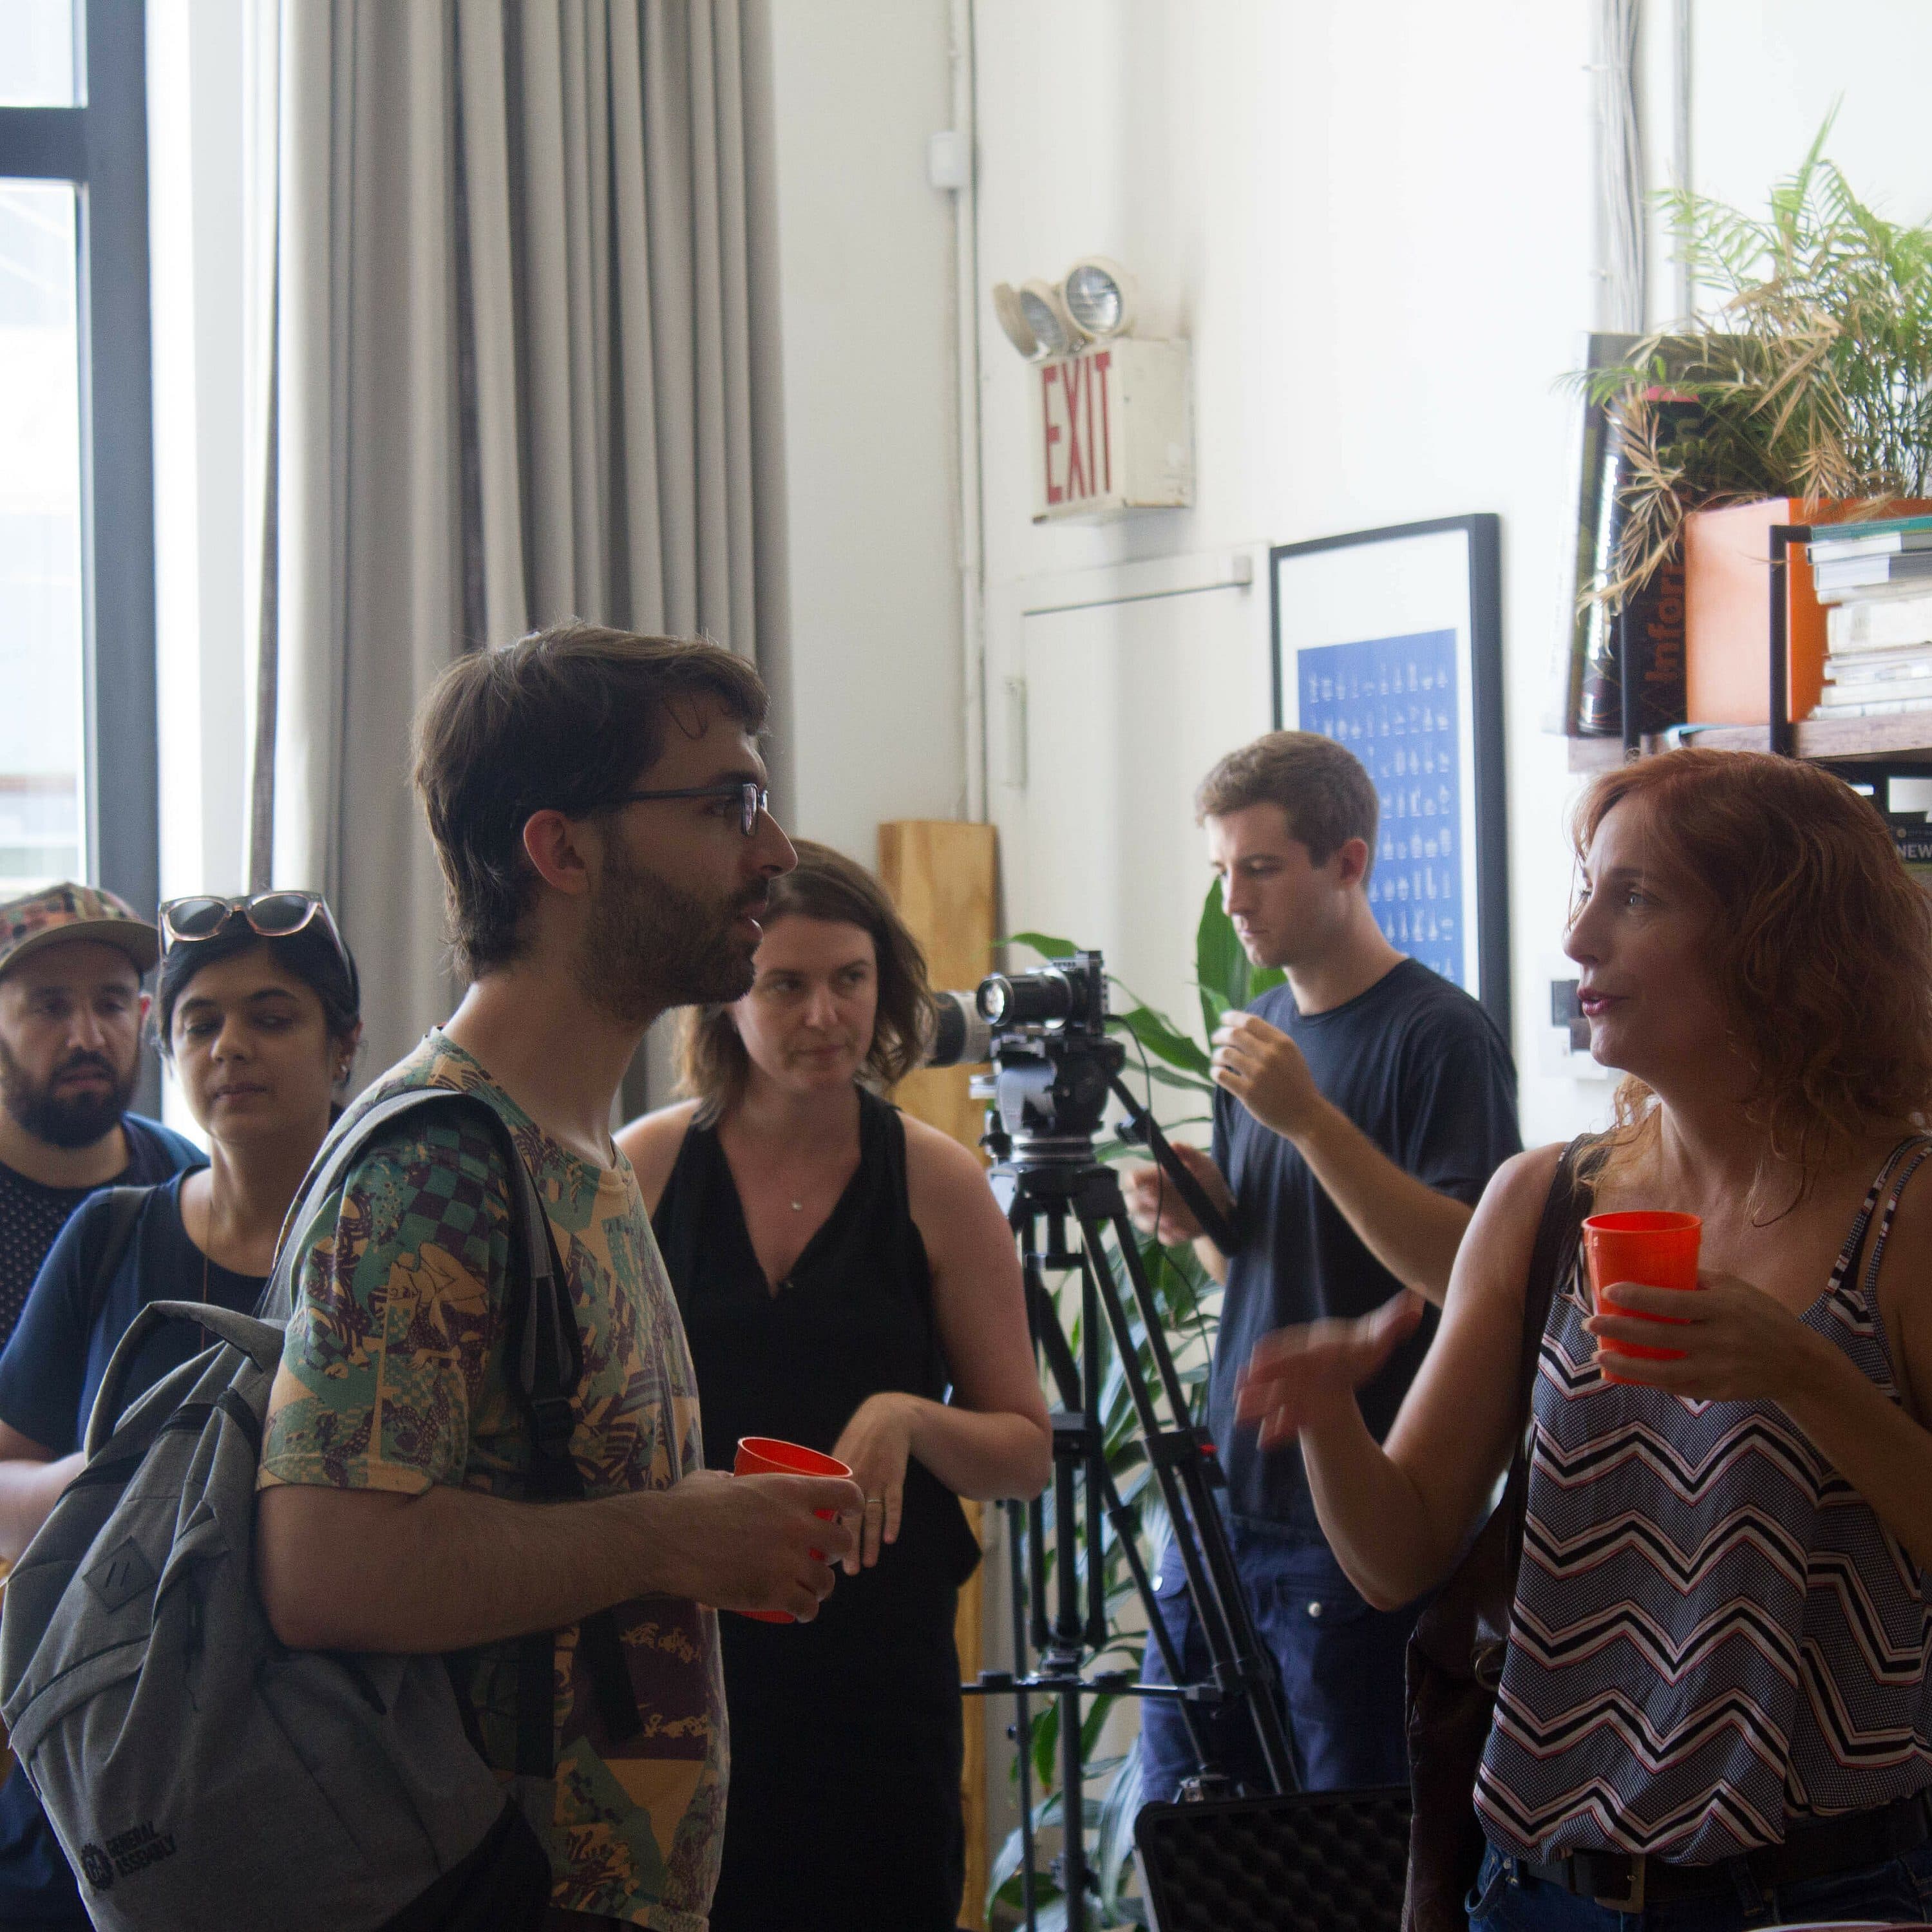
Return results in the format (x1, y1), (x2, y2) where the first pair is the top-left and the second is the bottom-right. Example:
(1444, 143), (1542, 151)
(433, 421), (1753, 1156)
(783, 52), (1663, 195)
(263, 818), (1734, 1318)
(927, 951), (1124, 1166)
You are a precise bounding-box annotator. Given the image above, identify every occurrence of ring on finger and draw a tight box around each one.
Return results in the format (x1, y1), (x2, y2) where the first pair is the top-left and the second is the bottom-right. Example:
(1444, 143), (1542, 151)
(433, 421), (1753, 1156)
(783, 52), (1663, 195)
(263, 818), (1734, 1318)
(865, 1496), (885, 1513)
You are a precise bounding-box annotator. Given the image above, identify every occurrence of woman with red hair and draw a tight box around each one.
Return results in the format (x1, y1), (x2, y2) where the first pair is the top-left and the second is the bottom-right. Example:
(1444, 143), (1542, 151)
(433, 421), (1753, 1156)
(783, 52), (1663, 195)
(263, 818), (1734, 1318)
(1238, 749), (1932, 1929)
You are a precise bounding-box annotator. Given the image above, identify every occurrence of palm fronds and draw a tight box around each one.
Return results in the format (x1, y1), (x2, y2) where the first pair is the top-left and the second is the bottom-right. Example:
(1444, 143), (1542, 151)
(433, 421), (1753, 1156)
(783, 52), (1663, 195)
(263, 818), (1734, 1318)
(1577, 115), (1932, 600)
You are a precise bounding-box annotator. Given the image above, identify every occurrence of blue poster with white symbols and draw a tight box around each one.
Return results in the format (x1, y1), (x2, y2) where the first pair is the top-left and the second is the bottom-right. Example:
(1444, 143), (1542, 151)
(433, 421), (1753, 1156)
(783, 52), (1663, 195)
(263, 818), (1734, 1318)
(1296, 629), (1463, 985)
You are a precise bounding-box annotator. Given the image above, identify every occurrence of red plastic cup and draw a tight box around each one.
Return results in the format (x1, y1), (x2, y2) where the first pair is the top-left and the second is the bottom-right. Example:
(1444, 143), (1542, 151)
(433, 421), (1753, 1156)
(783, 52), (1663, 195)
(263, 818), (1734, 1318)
(1582, 1211), (1703, 1383)
(732, 1436), (852, 1624)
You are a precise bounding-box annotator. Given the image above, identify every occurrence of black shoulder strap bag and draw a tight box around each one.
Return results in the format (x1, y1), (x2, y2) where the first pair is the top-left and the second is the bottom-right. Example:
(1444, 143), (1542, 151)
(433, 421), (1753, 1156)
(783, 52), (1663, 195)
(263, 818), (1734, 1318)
(1401, 1140), (1586, 1932)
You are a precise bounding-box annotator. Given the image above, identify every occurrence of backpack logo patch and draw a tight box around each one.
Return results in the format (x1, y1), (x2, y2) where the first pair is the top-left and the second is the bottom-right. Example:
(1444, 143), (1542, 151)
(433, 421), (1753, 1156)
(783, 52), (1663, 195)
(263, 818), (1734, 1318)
(84, 1537), (157, 1613)
(79, 1823), (178, 1889)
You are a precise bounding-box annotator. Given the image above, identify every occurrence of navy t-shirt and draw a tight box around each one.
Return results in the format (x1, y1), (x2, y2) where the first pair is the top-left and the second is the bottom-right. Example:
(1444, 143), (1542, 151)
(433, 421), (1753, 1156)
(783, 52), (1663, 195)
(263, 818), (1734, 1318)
(0, 1113), (205, 1349)
(0, 1170), (266, 1457)
(1207, 958), (1520, 1535)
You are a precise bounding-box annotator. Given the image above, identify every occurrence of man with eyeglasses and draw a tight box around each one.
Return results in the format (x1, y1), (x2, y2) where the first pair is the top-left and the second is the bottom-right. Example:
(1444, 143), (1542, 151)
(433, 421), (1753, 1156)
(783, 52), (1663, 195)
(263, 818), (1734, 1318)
(0, 884), (203, 1354)
(254, 623), (862, 1931)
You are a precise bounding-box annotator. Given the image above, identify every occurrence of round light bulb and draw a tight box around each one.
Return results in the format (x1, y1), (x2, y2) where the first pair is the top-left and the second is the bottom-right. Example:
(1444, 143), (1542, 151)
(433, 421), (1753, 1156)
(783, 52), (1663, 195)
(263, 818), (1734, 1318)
(991, 282), (1045, 361)
(1062, 257), (1135, 338)
(1018, 280), (1075, 358)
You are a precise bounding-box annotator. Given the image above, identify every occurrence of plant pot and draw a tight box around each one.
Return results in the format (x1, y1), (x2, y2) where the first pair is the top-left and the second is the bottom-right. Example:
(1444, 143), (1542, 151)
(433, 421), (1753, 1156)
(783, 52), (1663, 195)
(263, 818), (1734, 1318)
(1685, 498), (1932, 724)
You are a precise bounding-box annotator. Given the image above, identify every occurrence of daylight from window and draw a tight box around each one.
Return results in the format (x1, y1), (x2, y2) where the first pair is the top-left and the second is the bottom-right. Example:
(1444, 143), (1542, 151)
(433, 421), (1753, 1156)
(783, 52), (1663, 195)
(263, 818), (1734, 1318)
(0, 0), (80, 109)
(0, 180), (86, 893)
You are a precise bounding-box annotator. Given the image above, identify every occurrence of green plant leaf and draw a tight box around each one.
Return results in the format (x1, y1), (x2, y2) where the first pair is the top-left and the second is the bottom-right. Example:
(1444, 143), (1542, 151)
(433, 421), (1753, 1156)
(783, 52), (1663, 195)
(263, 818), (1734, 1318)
(1110, 1005), (1212, 1076)
(1193, 876), (1283, 1039)
(1097, 1747), (1148, 1918)
(1005, 931), (1077, 962)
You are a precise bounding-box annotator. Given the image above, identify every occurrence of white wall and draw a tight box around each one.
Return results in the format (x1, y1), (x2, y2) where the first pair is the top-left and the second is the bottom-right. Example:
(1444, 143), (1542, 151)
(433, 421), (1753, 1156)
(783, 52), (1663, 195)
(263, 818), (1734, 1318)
(758, 0), (968, 863)
(967, 0), (1932, 1147)
(973, 0), (1600, 1142)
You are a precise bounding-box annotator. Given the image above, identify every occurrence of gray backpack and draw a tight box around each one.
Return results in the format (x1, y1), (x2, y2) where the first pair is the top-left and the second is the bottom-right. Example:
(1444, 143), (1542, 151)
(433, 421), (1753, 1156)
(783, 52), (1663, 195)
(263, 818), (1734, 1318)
(0, 1088), (640, 1931)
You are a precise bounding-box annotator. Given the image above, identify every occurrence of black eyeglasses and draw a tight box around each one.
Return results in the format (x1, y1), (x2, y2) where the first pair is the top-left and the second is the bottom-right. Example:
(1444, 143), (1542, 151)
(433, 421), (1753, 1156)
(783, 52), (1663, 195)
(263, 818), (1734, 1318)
(159, 893), (355, 988)
(613, 781), (768, 837)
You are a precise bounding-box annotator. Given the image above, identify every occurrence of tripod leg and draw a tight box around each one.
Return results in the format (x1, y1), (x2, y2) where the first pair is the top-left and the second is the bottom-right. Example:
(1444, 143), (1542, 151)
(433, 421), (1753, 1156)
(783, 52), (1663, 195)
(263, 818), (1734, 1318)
(1030, 1253), (1217, 1780)
(1077, 1200), (1299, 1795)
(1006, 1498), (1038, 1932)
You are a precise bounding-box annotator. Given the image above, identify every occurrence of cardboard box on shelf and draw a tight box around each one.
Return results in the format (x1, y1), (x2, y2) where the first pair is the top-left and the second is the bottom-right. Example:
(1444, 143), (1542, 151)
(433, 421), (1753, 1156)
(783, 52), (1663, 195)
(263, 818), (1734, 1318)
(1685, 498), (1932, 724)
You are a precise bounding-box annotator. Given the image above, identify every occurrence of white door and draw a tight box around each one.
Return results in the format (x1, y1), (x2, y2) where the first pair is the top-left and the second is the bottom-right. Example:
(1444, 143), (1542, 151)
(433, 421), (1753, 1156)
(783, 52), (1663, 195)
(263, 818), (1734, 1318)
(999, 561), (1273, 1090)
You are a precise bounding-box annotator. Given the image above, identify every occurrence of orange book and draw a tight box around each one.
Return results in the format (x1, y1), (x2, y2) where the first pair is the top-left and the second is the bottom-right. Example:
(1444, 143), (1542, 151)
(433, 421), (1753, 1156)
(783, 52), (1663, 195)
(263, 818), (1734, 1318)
(1685, 498), (1932, 724)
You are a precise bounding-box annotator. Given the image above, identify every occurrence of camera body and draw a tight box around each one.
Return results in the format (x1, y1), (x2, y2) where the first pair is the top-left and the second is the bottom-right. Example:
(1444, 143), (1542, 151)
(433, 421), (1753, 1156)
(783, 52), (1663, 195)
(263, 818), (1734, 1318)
(929, 950), (1124, 1166)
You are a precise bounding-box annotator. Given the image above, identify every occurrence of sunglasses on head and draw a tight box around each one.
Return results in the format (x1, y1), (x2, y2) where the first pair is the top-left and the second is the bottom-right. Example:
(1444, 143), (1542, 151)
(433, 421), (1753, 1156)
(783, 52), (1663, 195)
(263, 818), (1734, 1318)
(160, 891), (339, 947)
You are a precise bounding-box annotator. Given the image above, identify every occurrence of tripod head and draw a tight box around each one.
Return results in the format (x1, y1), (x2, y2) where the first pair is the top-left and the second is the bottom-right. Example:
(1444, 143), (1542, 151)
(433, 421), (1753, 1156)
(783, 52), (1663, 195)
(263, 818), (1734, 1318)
(928, 945), (1240, 1251)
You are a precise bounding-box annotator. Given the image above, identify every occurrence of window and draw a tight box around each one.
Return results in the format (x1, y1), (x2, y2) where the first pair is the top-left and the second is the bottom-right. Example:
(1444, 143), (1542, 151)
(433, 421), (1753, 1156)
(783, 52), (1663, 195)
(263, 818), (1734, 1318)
(0, 0), (155, 909)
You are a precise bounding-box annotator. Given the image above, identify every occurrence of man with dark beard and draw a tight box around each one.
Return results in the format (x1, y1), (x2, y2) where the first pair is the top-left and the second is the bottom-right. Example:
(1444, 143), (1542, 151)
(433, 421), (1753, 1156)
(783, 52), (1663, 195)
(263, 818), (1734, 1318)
(256, 625), (862, 1932)
(0, 884), (203, 1347)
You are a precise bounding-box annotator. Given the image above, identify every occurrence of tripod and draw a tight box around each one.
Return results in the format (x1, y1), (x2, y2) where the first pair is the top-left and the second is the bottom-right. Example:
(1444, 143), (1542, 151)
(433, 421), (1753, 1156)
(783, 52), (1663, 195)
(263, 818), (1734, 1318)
(966, 1079), (1296, 1932)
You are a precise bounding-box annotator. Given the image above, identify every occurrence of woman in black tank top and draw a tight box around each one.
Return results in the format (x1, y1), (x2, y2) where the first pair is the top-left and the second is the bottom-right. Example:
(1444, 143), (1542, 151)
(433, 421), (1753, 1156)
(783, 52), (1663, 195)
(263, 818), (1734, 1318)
(618, 842), (1050, 1932)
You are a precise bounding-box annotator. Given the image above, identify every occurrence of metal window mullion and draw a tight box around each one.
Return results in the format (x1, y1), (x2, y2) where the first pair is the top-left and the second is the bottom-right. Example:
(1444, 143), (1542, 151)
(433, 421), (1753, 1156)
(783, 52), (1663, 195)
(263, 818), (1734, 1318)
(77, 0), (158, 940)
(0, 109), (88, 180)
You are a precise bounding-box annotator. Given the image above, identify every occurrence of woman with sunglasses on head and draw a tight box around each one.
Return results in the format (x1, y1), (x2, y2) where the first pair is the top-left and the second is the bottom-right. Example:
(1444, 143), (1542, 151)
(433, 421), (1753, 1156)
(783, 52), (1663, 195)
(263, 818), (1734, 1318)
(617, 841), (1050, 1932)
(0, 891), (359, 1930)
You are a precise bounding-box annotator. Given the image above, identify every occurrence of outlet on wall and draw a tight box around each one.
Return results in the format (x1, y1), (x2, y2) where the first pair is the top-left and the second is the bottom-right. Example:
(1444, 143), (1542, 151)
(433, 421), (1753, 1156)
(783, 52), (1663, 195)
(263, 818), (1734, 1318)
(1539, 955), (1615, 1081)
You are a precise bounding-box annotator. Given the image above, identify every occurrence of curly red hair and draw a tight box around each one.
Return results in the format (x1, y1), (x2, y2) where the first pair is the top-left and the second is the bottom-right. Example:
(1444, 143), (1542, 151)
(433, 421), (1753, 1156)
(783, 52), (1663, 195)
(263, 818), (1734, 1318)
(1574, 748), (1932, 1188)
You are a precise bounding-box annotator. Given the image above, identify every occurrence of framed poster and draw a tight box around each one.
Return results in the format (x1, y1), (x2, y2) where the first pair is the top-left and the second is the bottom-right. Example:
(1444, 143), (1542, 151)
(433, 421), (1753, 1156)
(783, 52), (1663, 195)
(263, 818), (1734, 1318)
(1270, 515), (1508, 1035)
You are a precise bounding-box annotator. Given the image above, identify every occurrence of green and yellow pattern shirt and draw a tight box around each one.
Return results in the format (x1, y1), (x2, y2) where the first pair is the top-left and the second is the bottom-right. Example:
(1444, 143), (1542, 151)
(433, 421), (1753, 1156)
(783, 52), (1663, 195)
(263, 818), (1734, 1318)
(260, 1032), (726, 1928)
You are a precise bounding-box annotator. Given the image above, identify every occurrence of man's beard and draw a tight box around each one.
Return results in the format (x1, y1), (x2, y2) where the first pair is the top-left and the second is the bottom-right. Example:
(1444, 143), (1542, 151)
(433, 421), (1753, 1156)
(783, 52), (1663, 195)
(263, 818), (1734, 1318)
(576, 840), (764, 1027)
(0, 1038), (137, 1150)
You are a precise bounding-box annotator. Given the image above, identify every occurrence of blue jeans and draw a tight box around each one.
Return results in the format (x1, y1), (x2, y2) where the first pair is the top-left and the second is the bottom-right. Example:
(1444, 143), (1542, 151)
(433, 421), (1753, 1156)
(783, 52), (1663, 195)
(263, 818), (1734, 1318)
(1467, 1836), (1932, 1932)
(1137, 1522), (1419, 1798)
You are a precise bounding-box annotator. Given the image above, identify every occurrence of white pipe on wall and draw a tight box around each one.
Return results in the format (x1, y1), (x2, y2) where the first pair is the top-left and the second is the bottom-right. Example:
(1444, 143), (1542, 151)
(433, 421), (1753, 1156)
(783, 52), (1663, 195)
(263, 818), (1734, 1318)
(951, 0), (989, 823)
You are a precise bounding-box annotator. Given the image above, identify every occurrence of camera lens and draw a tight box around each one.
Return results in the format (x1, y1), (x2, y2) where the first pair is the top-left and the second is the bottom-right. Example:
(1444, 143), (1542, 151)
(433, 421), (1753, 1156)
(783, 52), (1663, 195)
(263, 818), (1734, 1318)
(925, 990), (992, 1067)
(978, 969), (1075, 1028)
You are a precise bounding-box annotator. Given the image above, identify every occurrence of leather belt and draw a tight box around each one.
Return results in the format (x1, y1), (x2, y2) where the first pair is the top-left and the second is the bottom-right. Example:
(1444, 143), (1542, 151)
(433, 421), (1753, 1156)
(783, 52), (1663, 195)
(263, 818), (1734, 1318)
(1511, 1788), (1932, 1913)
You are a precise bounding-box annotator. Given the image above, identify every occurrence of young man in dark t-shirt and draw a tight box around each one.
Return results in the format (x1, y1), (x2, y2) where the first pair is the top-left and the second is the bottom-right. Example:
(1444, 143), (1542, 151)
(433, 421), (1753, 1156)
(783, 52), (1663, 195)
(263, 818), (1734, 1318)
(1126, 731), (1520, 1796)
(0, 884), (203, 1347)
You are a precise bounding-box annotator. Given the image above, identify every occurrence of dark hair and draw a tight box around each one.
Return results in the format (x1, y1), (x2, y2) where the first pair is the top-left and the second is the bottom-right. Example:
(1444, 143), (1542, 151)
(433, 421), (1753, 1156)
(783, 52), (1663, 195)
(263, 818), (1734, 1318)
(155, 918), (363, 1058)
(412, 623), (770, 979)
(676, 840), (933, 1119)
(1573, 748), (1932, 1191)
(1195, 730), (1380, 867)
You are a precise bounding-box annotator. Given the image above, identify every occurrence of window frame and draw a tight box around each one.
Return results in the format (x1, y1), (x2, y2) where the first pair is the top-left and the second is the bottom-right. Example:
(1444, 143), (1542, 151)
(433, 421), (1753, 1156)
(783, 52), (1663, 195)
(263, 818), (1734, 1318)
(0, 0), (158, 923)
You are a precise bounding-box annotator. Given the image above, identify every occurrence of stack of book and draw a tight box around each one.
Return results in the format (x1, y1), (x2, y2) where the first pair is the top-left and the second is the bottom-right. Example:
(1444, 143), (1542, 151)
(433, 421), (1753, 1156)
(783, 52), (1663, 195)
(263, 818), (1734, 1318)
(1811, 516), (1932, 719)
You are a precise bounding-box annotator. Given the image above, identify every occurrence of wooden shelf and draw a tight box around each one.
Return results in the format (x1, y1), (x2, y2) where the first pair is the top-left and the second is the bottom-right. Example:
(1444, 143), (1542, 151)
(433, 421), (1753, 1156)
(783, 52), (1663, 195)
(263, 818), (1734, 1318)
(1567, 711), (1932, 773)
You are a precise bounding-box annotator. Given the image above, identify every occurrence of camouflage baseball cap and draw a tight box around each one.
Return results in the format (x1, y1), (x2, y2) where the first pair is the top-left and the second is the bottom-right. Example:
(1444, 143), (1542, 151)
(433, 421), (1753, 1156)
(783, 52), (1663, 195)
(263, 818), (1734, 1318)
(0, 882), (160, 981)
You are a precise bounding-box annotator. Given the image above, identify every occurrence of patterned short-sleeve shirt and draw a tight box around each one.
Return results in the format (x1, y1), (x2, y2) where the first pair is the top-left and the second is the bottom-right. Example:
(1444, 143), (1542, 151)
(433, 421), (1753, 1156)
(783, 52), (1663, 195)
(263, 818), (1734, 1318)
(260, 1033), (726, 1928)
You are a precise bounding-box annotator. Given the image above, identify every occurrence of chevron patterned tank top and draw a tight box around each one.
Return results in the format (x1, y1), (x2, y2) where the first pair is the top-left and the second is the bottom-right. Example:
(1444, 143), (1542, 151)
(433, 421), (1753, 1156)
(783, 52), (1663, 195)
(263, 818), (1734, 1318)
(1476, 1137), (1932, 1864)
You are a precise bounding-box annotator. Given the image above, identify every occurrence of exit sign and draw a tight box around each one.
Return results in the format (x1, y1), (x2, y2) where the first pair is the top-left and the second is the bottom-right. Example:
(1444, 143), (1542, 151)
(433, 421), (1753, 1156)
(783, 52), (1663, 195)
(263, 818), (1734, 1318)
(1031, 338), (1193, 522)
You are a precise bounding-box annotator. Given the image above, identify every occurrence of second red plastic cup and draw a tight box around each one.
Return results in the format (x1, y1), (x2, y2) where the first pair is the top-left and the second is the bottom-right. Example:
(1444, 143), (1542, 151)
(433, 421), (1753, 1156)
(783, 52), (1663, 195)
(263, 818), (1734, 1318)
(732, 1435), (852, 1624)
(1582, 1211), (1702, 1383)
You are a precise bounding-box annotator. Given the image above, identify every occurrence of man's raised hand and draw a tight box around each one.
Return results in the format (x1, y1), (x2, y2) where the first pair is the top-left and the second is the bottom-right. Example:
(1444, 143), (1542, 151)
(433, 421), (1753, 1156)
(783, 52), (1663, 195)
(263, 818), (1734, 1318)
(1211, 1012), (1323, 1140)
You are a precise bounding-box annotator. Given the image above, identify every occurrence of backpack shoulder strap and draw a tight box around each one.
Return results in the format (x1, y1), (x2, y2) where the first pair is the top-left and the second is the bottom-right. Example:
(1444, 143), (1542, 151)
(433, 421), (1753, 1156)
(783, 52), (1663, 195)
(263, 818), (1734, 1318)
(87, 1302), (286, 1458)
(80, 1186), (154, 1336)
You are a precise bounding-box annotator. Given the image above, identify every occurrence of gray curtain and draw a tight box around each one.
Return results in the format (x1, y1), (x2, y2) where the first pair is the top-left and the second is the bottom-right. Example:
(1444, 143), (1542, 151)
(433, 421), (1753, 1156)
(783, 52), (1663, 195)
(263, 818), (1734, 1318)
(243, 0), (779, 1084)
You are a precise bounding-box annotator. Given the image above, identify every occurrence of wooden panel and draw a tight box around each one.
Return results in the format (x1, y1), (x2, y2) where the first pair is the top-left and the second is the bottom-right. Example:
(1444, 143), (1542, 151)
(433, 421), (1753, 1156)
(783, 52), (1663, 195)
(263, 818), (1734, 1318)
(879, 820), (999, 1157)
(876, 819), (999, 1927)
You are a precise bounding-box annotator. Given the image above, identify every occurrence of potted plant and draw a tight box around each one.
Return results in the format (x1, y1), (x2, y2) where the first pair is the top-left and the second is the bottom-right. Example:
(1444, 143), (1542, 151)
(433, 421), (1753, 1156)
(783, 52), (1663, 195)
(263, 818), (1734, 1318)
(1573, 117), (1932, 730)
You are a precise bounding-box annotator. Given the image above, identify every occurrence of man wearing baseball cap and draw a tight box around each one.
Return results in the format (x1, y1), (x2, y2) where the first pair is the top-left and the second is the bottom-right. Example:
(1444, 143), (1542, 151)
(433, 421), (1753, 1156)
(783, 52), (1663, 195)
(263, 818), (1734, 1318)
(0, 883), (203, 1350)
